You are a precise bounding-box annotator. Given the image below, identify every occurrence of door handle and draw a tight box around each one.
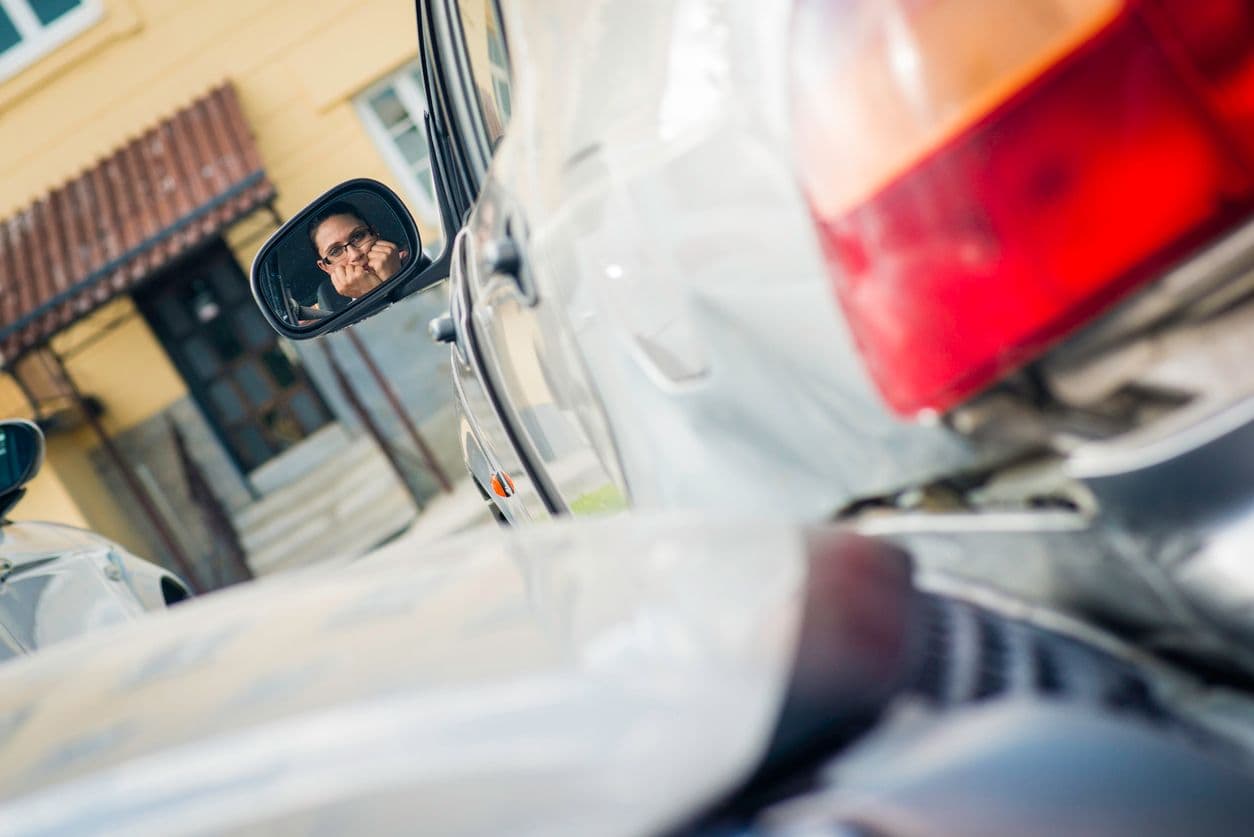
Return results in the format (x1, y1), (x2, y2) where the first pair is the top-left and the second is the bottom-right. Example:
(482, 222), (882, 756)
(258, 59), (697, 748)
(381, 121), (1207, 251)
(481, 234), (535, 305)
(482, 237), (521, 278)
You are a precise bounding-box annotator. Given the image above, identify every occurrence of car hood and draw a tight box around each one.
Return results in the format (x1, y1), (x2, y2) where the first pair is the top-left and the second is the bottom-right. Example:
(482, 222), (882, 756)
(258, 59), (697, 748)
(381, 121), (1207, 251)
(0, 523), (153, 659)
(0, 522), (123, 567)
(0, 515), (806, 836)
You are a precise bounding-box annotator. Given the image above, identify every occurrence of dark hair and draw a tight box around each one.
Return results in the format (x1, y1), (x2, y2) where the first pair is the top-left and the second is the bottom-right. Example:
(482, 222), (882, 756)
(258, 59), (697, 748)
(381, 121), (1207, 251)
(306, 200), (367, 260)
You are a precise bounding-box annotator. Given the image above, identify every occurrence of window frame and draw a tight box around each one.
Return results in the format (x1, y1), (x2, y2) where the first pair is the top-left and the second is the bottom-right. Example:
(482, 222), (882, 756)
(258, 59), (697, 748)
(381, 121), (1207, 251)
(0, 0), (102, 84)
(435, 0), (511, 189)
(354, 63), (441, 232)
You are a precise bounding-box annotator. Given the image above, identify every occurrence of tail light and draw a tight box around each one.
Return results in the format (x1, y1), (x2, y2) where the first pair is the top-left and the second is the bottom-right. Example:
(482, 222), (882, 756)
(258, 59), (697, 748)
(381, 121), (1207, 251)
(792, 0), (1254, 417)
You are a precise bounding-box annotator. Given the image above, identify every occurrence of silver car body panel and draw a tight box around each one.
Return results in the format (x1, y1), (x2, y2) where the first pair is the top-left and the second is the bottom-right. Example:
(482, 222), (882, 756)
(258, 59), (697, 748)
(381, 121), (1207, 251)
(0, 515), (806, 836)
(449, 295), (551, 524)
(0, 522), (185, 660)
(446, 0), (984, 523)
(3, 512), (1254, 834)
(442, 0), (1254, 670)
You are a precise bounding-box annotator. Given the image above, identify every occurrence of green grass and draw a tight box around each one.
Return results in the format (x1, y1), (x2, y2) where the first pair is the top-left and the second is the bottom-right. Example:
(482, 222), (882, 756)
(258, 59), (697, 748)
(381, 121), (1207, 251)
(569, 483), (629, 516)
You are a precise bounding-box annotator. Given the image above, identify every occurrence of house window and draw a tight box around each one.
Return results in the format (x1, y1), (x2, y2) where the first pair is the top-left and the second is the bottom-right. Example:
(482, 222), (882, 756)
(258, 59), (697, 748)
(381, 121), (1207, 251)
(355, 62), (441, 247)
(0, 0), (101, 82)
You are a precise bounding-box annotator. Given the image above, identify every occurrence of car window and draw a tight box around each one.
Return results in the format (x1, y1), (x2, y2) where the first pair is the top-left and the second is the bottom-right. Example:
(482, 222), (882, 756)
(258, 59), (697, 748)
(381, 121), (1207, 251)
(456, 0), (512, 150)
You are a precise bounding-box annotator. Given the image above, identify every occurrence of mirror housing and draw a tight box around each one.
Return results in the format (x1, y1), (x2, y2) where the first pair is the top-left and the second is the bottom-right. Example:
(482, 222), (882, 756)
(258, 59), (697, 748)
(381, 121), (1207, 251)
(0, 420), (45, 519)
(250, 178), (447, 340)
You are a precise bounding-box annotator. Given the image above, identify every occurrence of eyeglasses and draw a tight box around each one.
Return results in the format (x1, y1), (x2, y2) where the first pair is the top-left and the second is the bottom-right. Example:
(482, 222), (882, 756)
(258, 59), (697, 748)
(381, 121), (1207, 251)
(321, 227), (377, 264)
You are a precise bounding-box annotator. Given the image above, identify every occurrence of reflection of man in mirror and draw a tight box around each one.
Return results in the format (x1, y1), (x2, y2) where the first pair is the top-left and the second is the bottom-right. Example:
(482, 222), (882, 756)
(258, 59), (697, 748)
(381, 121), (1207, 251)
(307, 201), (409, 303)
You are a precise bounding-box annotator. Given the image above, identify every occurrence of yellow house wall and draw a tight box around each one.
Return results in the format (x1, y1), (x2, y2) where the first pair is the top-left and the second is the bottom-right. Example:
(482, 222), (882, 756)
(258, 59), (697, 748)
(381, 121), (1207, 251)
(38, 427), (154, 551)
(47, 298), (187, 436)
(0, 298), (182, 548)
(0, 0), (426, 547)
(0, 361), (141, 539)
(0, 375), (91, 529)
(14, 458), (92, 530)
(0, 0), (423, 219)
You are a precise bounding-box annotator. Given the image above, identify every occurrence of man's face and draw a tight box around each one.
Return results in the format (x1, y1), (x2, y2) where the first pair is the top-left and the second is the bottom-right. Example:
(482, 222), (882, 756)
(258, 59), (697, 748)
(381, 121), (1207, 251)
(314, 214), (371, 275)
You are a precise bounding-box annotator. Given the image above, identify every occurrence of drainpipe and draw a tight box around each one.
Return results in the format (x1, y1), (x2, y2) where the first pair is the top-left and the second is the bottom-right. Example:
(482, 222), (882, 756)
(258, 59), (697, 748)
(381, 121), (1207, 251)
(319, 340), (424, 509)
(265, 206), (448, 499)
(40, 348), (203, 592)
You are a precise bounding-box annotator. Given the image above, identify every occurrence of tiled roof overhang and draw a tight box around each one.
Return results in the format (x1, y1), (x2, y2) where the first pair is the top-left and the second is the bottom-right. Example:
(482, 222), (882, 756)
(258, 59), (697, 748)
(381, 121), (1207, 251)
(0, 82), (275, 363)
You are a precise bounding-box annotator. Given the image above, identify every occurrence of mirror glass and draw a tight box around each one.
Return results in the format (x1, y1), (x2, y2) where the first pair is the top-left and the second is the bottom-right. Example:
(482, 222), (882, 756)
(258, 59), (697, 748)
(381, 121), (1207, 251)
(0, 421), (43, 497)
(255, 187), (421, 331)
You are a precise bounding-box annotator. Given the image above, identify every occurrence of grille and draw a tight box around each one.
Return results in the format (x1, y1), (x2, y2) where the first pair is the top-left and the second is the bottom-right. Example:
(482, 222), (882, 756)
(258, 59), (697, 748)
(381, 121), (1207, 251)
(912, 594), (1162, 718)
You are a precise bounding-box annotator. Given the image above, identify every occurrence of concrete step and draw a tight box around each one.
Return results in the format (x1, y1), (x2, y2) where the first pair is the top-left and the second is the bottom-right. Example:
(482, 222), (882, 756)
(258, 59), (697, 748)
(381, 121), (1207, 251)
(232, 434), (418, 575)
(247, 423), (352, 497)
(237, 440), (400, 556)
(247, 485), (415, 575)
(233, 433), (370, 533)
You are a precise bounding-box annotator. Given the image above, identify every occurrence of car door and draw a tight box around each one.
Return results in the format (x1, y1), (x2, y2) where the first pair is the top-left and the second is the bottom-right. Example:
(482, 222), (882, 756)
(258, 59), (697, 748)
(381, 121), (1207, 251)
(419, 0), (554, 523)
(430, 0), (629, 518)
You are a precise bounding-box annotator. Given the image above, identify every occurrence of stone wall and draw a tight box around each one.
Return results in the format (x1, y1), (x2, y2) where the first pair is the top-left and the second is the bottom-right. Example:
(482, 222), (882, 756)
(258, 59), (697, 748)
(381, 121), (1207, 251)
(86, 396), (253, 592)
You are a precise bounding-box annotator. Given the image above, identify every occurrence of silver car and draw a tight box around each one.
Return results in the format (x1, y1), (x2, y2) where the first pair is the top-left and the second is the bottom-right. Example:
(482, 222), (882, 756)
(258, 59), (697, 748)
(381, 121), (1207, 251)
(0, 2), (1246, 830)
(252, 0), (1254, 677)
(0, 420), (191, 660)
(3, 513), (1254, 835)
(223, 0), (1254, 823)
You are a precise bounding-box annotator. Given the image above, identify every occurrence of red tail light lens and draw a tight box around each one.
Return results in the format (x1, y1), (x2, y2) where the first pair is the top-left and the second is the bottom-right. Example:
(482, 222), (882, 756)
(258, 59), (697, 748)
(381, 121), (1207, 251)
(1149, 0), (1254, 158)
(793, 1), (1254, 417)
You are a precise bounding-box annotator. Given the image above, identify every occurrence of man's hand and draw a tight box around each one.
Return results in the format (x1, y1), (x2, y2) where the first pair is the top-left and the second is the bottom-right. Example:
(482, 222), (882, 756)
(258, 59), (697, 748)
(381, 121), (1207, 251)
(367, 239), (405, 282)
(330, 261), (383, 299)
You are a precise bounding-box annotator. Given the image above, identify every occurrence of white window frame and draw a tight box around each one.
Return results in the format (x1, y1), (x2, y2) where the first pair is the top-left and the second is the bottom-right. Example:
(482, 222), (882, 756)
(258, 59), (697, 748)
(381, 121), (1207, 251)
(0, 0), (102, 83)
(354, 63), (440, 233)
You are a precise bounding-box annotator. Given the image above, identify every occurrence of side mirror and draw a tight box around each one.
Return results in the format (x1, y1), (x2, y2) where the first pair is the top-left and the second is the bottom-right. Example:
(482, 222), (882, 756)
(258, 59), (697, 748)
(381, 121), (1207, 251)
(0, 420), (44, 518)
(250, 178), (446, 339)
